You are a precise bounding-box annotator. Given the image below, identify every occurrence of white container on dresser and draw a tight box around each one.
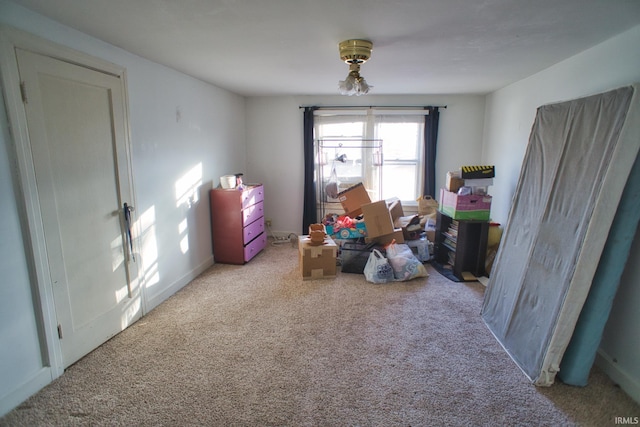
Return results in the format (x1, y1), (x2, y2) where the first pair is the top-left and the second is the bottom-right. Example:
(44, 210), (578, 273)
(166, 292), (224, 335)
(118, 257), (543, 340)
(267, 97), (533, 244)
(209, 184), (267, 264)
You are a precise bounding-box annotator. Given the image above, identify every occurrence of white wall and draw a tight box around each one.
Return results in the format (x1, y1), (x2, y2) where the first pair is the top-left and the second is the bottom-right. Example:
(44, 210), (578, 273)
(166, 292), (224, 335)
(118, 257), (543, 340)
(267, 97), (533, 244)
(482, 24), (640, 402)
(246, 94), (485, 235)
(126, 59), (246, 310)
(0, 0), (246, 415)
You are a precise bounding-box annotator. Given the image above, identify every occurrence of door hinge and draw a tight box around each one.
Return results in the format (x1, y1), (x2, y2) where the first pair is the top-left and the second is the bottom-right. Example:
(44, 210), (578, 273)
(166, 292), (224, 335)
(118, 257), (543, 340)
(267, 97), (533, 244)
(20, 81), (28, 104)
(57, 324), (63, 339)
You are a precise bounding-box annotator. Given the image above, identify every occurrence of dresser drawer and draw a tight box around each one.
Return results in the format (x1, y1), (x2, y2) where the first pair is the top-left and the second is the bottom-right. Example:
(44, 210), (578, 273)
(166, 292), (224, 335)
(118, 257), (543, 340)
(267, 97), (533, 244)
(242, 185), (264, 210)
(243, 217), (265, 244)
(244, 232), (267, 262)
(243, 200), (264, 225)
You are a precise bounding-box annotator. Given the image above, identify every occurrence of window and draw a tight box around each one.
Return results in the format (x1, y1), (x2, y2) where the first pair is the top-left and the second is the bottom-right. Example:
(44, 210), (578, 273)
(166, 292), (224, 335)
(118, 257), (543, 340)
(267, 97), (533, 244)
(376, 116), (424, 202)
(314, 109), (424, 208)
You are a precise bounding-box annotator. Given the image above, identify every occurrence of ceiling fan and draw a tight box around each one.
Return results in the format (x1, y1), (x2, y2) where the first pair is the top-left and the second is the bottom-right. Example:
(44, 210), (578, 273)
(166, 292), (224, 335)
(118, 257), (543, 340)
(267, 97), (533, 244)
(338, 39), (373, 96)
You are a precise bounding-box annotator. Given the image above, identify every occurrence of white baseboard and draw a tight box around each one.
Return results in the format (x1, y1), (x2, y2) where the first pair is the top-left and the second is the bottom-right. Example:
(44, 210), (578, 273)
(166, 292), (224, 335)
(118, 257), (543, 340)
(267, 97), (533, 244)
(0, 367), (52, 417)
(143, 256), (214, 314)
(596, 348), (640, 404)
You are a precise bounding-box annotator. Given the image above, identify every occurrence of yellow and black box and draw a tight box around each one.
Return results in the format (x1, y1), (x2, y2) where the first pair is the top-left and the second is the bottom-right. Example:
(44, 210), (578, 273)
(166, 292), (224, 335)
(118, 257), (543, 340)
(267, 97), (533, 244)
(461, 165), (495, 179)
(298, 235), (338, 280)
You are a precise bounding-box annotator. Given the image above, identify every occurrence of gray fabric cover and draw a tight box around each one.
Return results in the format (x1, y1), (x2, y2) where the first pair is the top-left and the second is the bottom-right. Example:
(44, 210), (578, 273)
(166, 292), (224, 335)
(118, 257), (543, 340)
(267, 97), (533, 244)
(481, 85), (640, 385)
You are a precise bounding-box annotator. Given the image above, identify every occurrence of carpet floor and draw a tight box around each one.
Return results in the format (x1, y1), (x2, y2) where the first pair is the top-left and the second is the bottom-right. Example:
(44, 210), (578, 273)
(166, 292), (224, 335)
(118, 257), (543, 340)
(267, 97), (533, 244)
(2, 239), (638, 426)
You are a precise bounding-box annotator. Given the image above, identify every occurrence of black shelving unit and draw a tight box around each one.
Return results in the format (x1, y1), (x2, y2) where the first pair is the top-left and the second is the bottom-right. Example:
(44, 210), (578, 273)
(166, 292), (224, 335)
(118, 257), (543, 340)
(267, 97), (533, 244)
(434, 210), (489, 281)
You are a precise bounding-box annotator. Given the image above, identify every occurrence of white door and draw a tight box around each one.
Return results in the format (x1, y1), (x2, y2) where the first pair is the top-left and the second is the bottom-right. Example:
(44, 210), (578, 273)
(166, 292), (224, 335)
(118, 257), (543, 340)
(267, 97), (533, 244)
(16, 48), (141, 367)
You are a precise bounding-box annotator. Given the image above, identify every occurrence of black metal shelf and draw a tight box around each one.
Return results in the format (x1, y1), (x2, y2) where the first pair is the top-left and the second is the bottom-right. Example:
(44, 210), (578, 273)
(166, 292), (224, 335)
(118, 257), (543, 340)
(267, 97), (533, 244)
(434, 210), (489, 281)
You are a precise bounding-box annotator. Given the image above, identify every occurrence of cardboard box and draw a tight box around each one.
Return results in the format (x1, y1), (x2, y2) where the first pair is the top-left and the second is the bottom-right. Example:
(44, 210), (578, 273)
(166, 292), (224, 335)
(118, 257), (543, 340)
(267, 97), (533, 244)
(337, 183), (371, 217)
(365, 229), (405, 245)
(361, 200), (395, 238)
(394, 215), (422, 240)
(298, 235), (338, 280)
(461, 165), (495, 179)
(464, 178), (494, 187)
(446, 171), (465, 193)
(387, 197), (404, 221)
(439, 188), (492, 220)
(464, 178), (493, 196)
(326, 222), (367, 239)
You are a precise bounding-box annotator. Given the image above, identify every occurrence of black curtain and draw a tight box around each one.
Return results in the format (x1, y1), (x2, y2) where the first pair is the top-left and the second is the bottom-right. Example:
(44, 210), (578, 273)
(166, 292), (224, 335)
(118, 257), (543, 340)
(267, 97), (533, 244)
(302, 107), (317, 234)
(423, 106), (440, 198)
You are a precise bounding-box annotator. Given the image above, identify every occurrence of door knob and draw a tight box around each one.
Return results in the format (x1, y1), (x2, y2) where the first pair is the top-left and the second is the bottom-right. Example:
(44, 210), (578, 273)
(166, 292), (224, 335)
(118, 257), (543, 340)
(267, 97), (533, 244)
(123, 203), (135, 262)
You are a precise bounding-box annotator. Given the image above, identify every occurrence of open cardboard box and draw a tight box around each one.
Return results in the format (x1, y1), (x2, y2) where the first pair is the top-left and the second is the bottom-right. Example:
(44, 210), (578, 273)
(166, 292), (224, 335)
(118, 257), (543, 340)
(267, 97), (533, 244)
(361, 200), (394, 238)
(337, 183), (371, 217)
(335, 190), (422, 245)
(361, 198), (406, 244)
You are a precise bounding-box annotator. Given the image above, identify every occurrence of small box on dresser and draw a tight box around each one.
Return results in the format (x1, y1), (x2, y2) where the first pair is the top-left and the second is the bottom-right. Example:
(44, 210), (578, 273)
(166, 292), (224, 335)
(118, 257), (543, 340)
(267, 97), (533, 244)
(210, 184), (267, 264)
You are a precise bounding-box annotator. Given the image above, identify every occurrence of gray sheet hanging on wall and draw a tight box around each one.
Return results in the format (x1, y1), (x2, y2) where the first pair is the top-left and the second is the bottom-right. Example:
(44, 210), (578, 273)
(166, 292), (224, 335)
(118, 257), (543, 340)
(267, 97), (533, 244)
(481, 84), (640, 386)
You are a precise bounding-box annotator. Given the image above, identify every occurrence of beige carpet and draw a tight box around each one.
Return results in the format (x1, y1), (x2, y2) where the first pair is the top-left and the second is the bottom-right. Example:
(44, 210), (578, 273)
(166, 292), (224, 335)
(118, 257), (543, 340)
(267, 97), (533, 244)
(2, 238), (638, 426)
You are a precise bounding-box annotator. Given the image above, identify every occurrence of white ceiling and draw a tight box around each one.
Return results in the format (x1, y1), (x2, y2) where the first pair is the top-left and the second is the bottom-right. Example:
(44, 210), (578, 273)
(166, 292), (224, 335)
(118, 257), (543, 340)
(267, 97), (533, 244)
(8, 0), (640, 96)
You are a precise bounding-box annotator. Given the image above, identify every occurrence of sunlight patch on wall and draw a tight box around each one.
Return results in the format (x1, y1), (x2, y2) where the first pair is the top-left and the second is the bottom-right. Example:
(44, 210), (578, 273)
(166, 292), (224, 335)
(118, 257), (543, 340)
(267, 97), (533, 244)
(179, 218), (189, 254)
(115, 283), (129, 304)
(175, 163), (202, 208)
(178, 218), (188, 234)
(121, 295), (141, 329)
(136, 205), (160, 288)
(175, 163), (202, 255)
(110, 234), (125, 273)
(111, 230), (131, 304)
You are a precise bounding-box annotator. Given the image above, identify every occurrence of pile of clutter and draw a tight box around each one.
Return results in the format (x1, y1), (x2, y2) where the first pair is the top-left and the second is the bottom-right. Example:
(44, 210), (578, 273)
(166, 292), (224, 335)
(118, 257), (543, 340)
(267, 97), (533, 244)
(318, 182), (437, 282)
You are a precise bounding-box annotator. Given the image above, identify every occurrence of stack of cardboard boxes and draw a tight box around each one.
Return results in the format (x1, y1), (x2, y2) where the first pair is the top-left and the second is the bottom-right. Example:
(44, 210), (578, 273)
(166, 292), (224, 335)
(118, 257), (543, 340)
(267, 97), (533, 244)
(330, 182), (409, 245)
(439, 166), (494, 220)
(320, 183), (431, 274)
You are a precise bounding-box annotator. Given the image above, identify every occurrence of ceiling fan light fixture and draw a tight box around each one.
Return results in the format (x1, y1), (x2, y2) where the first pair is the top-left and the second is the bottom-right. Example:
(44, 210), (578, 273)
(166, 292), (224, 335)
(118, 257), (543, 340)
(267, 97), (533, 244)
(339, 39), (373, 64)
(338, 39), (373, 96)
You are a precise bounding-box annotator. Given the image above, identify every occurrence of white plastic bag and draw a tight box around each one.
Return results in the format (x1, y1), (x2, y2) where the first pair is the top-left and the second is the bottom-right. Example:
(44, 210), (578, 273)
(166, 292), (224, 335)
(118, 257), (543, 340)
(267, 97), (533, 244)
(386, 242), (428, 281)
(363, 249), (394, 284)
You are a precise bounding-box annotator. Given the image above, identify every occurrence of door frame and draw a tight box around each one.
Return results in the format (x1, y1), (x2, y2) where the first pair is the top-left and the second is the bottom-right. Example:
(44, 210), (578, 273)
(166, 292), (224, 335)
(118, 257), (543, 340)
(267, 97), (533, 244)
(0, 25), (138, 378)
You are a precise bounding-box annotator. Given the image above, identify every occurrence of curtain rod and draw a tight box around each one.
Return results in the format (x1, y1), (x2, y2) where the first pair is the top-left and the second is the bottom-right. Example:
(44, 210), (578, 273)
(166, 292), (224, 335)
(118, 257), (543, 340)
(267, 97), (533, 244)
(298, 105), (447, 109)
